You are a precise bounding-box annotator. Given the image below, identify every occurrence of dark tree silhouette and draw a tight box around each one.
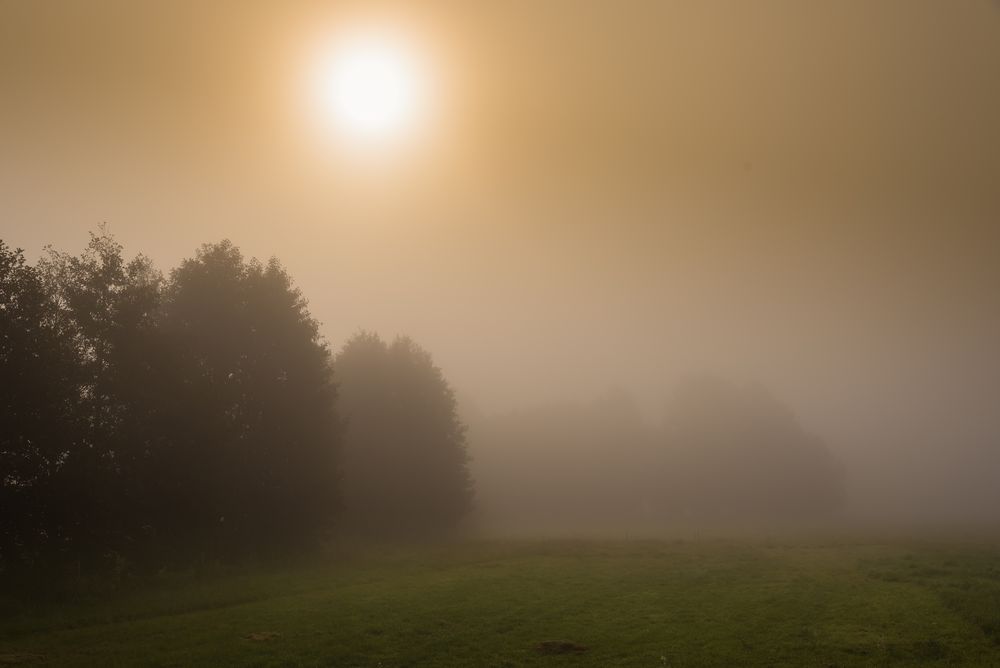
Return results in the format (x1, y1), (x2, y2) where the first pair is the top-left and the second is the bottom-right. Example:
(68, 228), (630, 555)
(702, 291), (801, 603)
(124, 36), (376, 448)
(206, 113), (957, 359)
(153, 241), (341, 555)
(2, 233), (344, 573)
(0, 242), (85, 569)
(36, 230), (164, 564)
(334, 332), (472, 537)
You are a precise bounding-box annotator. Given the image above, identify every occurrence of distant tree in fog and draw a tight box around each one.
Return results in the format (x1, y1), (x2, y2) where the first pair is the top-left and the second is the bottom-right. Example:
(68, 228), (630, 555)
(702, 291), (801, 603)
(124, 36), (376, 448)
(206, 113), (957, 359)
(468, 381), (843, 531)
(661, 376), (844, 520)
(335, 332), (472, 536)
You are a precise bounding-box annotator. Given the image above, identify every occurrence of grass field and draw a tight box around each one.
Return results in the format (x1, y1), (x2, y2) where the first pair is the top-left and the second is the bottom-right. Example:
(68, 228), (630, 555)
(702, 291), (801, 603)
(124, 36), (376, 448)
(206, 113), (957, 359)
(2, 538), (1000, 666)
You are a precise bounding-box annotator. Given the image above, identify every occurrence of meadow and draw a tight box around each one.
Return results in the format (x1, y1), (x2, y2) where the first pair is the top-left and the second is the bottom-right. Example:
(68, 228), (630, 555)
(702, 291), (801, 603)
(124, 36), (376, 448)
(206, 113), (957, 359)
(2, 538), (999, 667)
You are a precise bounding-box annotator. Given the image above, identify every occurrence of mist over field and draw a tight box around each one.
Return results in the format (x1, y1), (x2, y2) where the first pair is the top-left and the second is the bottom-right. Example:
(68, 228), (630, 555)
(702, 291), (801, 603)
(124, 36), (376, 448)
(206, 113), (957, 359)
(4, 0), (999, 539)
(2, 1), (1000, 665)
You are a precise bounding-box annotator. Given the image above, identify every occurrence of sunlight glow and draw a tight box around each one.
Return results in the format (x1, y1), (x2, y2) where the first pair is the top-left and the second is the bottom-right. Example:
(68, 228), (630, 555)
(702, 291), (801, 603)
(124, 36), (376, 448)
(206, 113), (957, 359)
(314, 31), (428, 144)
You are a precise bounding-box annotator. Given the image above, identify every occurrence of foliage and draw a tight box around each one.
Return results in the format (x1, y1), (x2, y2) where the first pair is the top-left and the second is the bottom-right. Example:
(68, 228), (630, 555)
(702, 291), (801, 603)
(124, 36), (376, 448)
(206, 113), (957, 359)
(151, 241), (340, 556)
(335, 332), (472, 537)
(35, 229), (164, 567)
(0, 241), (85, 569)
(1, 233), (342, 572)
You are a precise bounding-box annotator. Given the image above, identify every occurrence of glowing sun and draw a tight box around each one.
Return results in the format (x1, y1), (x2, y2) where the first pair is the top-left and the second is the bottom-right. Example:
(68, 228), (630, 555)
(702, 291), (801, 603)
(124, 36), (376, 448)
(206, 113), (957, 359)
(313, 31), (428, 143)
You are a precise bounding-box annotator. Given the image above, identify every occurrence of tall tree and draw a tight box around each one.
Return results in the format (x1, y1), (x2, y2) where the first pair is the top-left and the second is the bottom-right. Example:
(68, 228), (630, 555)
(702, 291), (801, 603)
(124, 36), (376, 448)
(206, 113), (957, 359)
(36, 229), (164, 562)
(0, 242), (84, 569)
(3, 234), (342, 571)
(335, 332), (472, 537)
(154, 241), (340, 555)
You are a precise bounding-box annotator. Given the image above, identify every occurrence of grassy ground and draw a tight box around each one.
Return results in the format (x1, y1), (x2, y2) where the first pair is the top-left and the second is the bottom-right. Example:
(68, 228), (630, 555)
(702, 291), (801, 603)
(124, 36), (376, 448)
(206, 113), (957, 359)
(1, 538), (999, 666)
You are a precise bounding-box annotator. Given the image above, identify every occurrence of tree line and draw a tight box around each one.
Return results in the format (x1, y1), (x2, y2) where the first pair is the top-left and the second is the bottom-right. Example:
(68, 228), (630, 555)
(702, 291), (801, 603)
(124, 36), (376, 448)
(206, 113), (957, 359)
(0, 231), (471, 576)
(3, 230), (846, 575)
(471, 378), (844, 533)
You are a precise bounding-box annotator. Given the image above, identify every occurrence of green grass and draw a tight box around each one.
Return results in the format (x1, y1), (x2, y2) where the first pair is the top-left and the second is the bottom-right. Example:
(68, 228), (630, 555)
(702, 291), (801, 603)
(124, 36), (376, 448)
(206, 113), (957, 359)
(2, 538), (1000, 666)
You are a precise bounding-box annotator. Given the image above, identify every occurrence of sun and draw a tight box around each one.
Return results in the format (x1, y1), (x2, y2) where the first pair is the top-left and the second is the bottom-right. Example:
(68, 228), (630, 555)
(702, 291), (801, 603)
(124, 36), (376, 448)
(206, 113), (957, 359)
(313, 31), (427, 143)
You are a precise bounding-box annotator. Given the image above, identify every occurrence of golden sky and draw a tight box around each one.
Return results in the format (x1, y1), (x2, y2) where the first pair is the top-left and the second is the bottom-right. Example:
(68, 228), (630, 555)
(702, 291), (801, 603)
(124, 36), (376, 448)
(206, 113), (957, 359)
(2, 0), (999, 498)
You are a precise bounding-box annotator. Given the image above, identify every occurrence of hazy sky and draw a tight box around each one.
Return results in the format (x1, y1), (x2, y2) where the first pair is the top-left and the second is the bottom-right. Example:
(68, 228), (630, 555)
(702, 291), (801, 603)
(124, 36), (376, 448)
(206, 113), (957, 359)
(3, 1), (999, 516)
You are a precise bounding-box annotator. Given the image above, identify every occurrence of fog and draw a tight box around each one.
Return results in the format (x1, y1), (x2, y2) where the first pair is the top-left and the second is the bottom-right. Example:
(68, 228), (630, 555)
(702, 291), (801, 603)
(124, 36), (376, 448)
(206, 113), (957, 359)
(3, 0), (1000, 541)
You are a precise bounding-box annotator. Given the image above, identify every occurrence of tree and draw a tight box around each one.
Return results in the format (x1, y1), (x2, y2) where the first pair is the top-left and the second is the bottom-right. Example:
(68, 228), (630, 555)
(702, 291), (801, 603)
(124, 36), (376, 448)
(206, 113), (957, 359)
(661, 376), (844, 521)
(153, 241), (340, 555)
(334, 332), (472, 537)
(0, 241), (84, 569)
(36, 229), (164, 563)
(2, 233), (342, 572)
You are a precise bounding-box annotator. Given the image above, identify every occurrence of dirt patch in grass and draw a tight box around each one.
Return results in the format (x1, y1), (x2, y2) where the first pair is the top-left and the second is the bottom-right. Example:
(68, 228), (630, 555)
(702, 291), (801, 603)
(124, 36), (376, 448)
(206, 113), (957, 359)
(0, 655), (46, 665)
(535, 640), (587, 655)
